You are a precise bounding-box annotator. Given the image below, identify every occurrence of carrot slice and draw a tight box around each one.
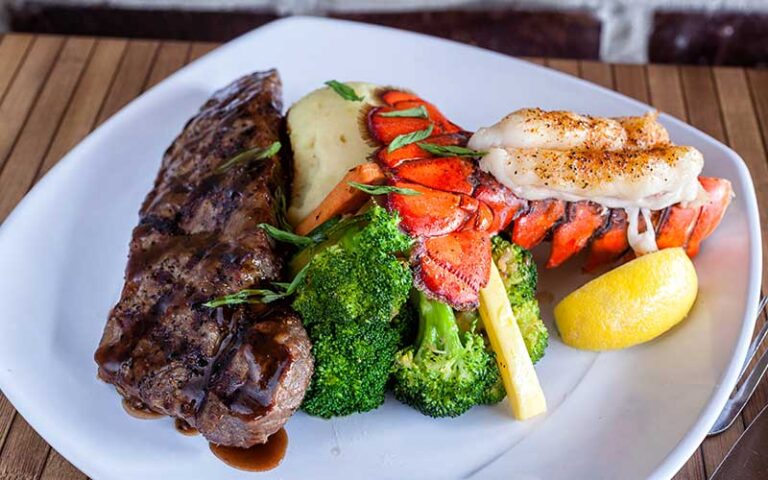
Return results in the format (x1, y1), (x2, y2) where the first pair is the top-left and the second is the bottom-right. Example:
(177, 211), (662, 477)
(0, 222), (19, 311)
(294, 163), (385, 236)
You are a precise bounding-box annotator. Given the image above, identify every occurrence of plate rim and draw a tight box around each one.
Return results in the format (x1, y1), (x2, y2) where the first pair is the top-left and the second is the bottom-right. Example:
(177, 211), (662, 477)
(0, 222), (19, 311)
(0, 16), (762, 480)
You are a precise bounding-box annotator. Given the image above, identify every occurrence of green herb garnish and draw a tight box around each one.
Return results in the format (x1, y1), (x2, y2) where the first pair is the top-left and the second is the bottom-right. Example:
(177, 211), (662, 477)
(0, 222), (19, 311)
(215, 141), (281, 174)
(417, 143), (487, 158)
(274, 186), (291, 231)
(388, 124), (434, 152)
(270, 264), (309, 296)
(203, 289), (282, 308)
(325, 80), (364, 101)
(258, 223), (314, 247)
(348, 181), (421, 196)
(380, 105), (429, 119)
(203, 264), (309, 308)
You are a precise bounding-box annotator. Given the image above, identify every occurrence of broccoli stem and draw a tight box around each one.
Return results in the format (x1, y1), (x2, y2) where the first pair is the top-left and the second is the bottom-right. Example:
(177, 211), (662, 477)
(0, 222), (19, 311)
(392, 290), (503, 417)
(414, 291), (462, 358)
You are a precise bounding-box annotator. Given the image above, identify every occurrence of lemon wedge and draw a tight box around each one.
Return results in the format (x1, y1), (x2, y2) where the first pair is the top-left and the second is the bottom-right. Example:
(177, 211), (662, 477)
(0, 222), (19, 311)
(554, 247), (698, 351)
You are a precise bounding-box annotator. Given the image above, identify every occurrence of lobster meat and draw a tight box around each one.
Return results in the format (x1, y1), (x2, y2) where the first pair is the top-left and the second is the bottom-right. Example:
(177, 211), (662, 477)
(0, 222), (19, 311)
(363, 91), (732, 310)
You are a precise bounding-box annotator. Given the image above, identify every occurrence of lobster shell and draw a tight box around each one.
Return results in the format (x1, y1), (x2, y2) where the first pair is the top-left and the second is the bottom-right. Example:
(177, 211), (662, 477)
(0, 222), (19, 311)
(364, 89), (733, 309)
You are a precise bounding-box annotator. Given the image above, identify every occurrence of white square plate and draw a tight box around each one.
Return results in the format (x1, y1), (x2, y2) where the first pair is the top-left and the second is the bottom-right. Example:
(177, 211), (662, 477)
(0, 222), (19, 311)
(0, 17), (762, 480)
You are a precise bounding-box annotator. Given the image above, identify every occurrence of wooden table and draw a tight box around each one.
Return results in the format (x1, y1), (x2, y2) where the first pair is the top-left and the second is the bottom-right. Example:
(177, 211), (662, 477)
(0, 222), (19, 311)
(0, 33), (765, 480)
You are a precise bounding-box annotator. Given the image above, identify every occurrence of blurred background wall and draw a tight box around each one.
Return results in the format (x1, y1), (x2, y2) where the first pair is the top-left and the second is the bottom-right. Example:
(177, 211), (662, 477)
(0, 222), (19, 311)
(1, 0), (767, 65)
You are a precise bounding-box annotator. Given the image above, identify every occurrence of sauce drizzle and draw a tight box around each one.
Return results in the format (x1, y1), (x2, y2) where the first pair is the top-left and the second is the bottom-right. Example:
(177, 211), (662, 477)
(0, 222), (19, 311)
(209, 428), (288, 472)
(121, 398), (163, 420)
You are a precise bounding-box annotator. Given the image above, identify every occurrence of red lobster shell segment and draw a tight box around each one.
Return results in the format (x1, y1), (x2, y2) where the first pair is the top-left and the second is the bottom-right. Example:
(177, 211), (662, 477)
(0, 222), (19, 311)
(367, 90), (507, 309)
(364, 88), (733, 309)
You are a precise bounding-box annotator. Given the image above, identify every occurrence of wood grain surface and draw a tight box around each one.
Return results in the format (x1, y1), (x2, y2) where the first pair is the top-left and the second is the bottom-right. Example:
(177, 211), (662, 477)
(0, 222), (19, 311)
(0, 34), (765, 480)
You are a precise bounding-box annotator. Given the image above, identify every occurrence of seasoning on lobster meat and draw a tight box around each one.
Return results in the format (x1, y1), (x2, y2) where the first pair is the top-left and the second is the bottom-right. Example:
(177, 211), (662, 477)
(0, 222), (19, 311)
(363, 93), (733, 309)
(471, 108), (733, 268)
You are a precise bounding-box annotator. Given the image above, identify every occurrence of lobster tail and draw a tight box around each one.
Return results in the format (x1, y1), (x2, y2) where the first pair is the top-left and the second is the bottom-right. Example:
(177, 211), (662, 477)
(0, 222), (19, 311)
(584, 209), (630, 272)
(547, 202), (607, 268)
(361, 88), (732, 308)
(686, 177), (733, 257)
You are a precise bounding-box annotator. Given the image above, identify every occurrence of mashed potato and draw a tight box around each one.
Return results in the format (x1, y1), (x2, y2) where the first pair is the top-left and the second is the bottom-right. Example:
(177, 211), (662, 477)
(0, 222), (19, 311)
(286, 82), (382, 226)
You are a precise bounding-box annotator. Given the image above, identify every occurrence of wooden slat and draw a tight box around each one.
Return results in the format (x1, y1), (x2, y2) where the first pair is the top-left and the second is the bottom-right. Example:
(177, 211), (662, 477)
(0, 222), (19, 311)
(0, 394), (14, 452)
(714, 67), (768, 290)
(647, 65), (686, 120)
(613, 64), (650, 103)
(680, 66), (727, 142)
(95, 40), (158, 125)
(679, 64), (748, 477)
(0, 36), (64, 172)
(702, 421), (745, 475)
(37, 39), (127, 179)
(188, 41), (218, 61)
(578, 60), (613, 89)
(546, 58), (579, 76)
(673, 447), (707, 480)
(0, 34), (34, 103)
(0, 416), (50, 480)
(39, 450), (87, 480)
(0, 37), (95, 222)
(727, 67), (768, 427)
(145, 41), (190, 89)
(747, 68), (768, 160)
(742, 313), (768, 425)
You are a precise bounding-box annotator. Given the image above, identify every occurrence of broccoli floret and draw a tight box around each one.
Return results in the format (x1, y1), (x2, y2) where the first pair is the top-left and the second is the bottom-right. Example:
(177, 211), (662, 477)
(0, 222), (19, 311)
(292, 204), (414, 417)
(491, 235), (538, 305)
(391, 291), (500, 417)
(292, 246), (412, 327)
(491, 235), (549, 363)
(302, 320), (401, 418)
(512, 298), (549, 364)
(290, 205), (411, 276)
(478, 357), (506, 405)
(451, 309), (506, 405)
(292, 205), (413, 326)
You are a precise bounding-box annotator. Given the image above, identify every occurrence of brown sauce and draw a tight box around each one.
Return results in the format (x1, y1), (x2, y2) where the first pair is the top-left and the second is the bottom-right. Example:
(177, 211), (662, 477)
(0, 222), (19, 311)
(122, 398), (163, 420)
(174, 418), (199, 436)
(209, 428), (288, 472)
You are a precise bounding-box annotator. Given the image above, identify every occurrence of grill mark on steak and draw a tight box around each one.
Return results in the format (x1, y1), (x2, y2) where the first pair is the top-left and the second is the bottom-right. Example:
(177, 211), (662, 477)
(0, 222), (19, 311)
(94, 70), (313, 447)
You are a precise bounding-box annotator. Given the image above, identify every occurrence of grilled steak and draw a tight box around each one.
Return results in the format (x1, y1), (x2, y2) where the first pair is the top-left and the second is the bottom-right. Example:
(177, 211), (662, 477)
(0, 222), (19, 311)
(94, 70), (313, 447)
